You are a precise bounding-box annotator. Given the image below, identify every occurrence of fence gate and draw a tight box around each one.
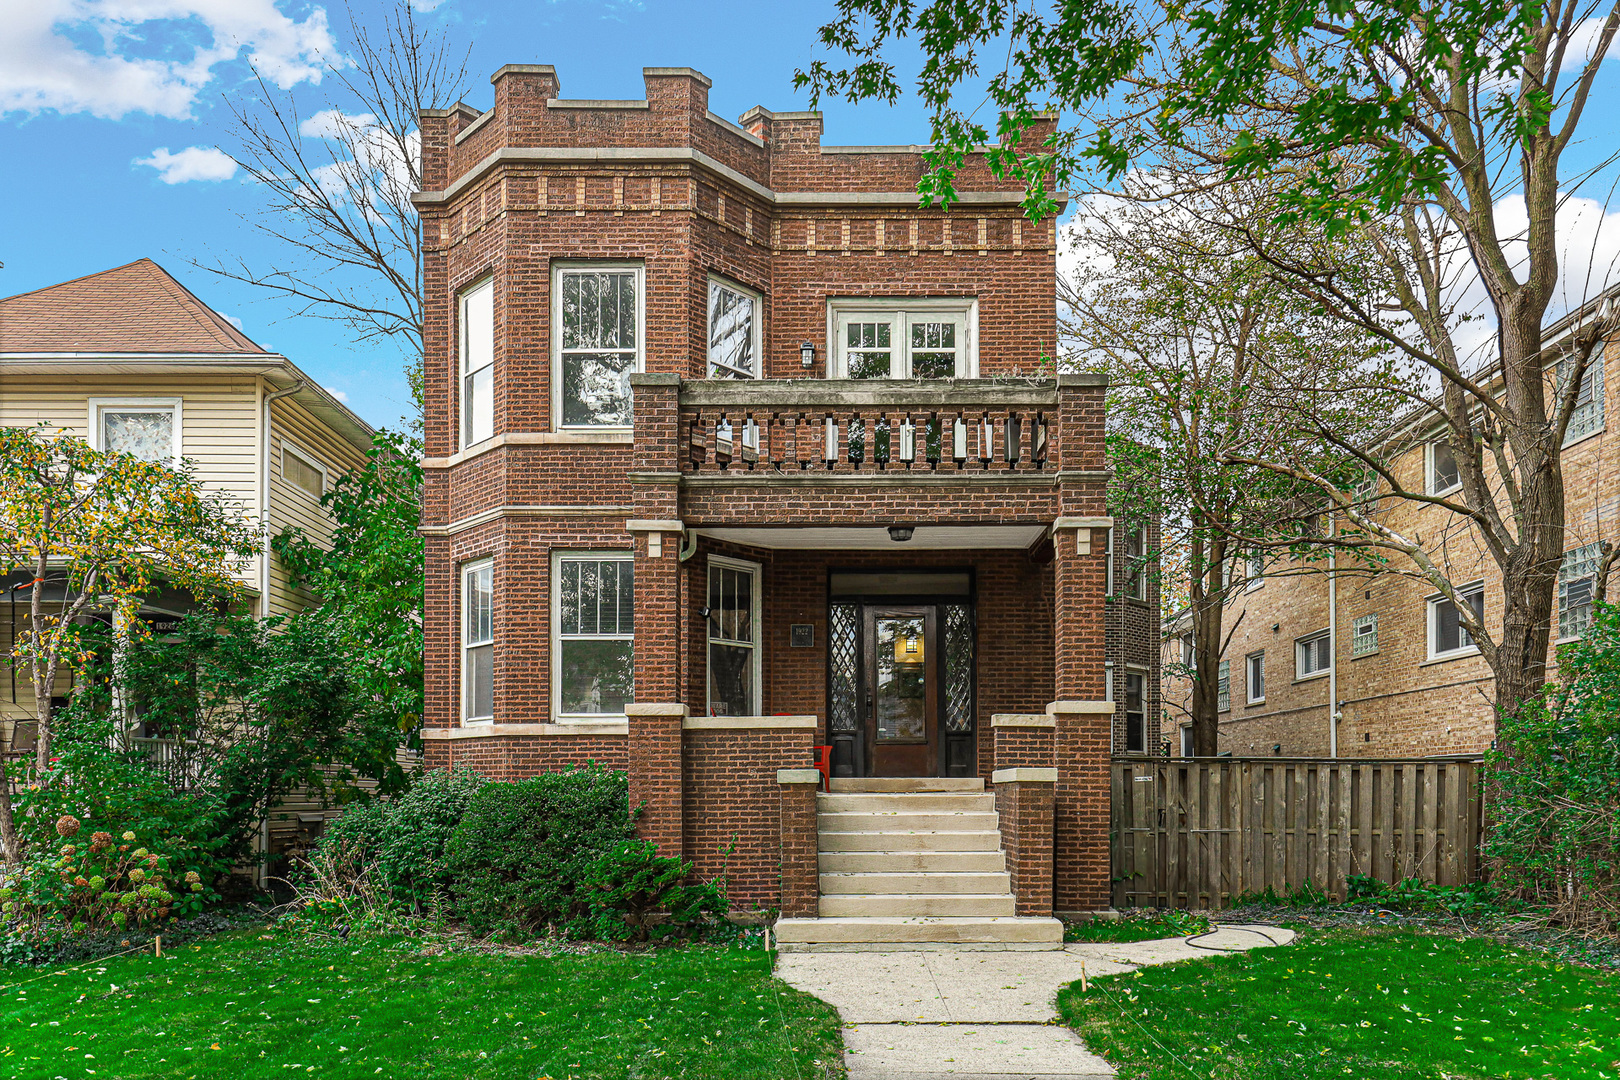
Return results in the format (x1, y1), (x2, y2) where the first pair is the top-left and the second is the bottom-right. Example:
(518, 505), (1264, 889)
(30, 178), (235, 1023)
(1110, 757), (1484, 910)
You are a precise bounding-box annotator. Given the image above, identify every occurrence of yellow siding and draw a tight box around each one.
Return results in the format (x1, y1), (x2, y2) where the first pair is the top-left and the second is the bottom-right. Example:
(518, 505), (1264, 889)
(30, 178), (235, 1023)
(266, 396), (371, 617)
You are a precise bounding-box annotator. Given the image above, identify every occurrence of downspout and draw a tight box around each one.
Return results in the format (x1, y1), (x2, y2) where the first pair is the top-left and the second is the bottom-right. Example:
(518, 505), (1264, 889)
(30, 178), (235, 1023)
(1327, 515), (1339, 758)
(260, 383), (303, 619)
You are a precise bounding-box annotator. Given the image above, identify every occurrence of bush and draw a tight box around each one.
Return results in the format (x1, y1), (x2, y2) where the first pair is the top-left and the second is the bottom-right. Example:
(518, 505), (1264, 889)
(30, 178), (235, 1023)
(1344, 873), (1500, 919)
(1484, 601), (1620, 934)
(445, 766), (639, 938)
(575, 839), (727, 942)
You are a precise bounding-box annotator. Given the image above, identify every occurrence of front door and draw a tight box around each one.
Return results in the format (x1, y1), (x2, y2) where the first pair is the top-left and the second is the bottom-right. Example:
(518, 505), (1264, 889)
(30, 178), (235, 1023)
(863, 605), (939, 777)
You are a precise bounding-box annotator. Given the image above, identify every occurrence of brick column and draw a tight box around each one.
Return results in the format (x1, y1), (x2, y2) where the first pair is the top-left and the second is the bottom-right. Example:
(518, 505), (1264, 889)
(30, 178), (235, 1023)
(626, 703), (687, 858)
(991, 713), (1055, 770)
(993, 768), (1056, 916)
(777, 768), (822, 918)
(1050, 699), (1115, 913)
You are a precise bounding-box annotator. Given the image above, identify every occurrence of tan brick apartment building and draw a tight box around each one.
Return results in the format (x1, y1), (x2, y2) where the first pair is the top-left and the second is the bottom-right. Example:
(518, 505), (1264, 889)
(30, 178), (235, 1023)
(1161, 298), (1615, 759)
(414, 65), (1158, 943)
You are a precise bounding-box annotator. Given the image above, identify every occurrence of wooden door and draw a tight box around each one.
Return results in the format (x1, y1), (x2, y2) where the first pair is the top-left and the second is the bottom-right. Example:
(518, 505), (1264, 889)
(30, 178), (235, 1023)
(863, 605), (939, 777)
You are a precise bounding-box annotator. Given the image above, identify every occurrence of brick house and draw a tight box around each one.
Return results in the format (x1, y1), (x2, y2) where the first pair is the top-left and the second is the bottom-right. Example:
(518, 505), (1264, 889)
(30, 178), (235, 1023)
(1159, 293), (1616, 758)
(414, 65), (1157, 945)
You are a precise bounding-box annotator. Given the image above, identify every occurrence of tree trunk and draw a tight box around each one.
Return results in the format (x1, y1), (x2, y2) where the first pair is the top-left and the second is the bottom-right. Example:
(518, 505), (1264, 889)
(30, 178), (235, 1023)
(1188, 544), (1227, 757)
(0, 762), (19, 864)
(30, 553), (54, 770)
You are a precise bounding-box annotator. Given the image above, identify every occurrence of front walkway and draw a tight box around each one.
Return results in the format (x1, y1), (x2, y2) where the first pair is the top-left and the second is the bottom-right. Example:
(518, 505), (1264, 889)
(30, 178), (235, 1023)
(776, 924), (1293, 1078)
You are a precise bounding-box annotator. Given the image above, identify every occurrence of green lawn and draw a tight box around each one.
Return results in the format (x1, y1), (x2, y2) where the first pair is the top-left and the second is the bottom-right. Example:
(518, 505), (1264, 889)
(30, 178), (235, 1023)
(1059, 926), (1618, 1080)
(2, 930), (844, 1080)
(1064, 913), (1210, 943)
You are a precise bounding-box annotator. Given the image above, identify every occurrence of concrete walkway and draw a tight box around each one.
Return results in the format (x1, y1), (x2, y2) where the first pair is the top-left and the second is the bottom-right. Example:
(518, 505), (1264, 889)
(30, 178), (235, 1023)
(776, 924), (1293, 1079)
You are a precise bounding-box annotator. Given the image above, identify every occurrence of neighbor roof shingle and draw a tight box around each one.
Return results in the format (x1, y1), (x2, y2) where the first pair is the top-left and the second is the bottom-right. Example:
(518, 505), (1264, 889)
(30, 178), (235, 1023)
(0, 259), (265, 354)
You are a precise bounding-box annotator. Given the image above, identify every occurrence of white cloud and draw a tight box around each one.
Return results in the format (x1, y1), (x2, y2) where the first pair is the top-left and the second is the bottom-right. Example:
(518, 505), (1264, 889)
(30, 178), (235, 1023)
(135, 145), (238, 183)
(0, 1), (336, 120)
(221, 312), (245, 330)
(298, 108), (376, 139)
(323, 385), (349, 403)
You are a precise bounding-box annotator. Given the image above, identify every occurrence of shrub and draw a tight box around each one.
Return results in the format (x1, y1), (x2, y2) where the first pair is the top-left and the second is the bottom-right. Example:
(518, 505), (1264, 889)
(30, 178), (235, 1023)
(444, 766), (639, 938)
(574, 839), (727, 942)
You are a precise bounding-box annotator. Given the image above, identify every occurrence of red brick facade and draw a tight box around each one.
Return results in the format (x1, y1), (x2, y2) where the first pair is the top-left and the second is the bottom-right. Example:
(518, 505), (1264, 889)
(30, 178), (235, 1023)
(415, 65), (1139, 917)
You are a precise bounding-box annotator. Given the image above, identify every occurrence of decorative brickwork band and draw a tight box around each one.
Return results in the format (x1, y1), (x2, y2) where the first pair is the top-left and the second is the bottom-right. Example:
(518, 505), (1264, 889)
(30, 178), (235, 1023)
(1048, 699), (1114, 912)
(626, 703), (687, 858)
(992, 771), (1055, 916)
(777, 769), (821, 918)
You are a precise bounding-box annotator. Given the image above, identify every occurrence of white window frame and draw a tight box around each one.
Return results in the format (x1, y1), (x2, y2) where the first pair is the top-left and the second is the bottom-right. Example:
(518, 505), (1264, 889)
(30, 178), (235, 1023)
(1559, 355), (1605, 446)
(88, 397), (182, 464)
(1180, 725), (1194, 758)
(459, 276), (495, 449)
(1245, 651), (1266, 705)
(1116, 523), (1147, 601)
(1427, 582), (1485, 661)
(1425, 438), (1461, 496)
(706, 274), (763, 380)
(1122, 668), (1148, 753)
(551, 550), (636, 722)
(461, 558), (494, 725)
(1296, 630), (1332, 679)
(1245, 551), (1265, 592)
(706, 554), (762, 717)
(1216, 658), (1230, 714)
(553, 262), (645, 431)
(280, 442), (327, 500)
(1557, 543), (1601, 641)
(827, 298), (979, 379)
(1351, 612), (1379, 657)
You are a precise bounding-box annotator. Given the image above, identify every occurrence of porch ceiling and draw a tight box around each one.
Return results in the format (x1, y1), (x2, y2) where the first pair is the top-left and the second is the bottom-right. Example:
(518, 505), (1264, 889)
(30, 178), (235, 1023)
(692, 525), (1048, 550)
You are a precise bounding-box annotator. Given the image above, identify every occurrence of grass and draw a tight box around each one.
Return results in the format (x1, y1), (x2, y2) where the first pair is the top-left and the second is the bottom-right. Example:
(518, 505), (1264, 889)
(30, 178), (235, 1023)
(1064, 911), (1212, 943)
(1, 928), (844, 1080)
(1058, 926), (1619, 1080)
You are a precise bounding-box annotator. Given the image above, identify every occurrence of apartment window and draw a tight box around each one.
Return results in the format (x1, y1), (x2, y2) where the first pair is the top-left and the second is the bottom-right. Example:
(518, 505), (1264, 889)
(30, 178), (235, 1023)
(1245, 652), (1266, 704)
(1120, 524), (1147, 600)
(459, 278), (494, 448)
(1297, 631), (1332, 678)
(1245, 551), (1264, 592)
(1429, 583), (1485, 659)
(462, 560), (494, 723)
(554, 553), (635, 718)
(556, 264), (642, 428)
(90, 398), (181, 463)
(1354, 468), (1379, 504)
(1180, 633), (1195, 668)
(1180, 726), (1194, 758)
(281, 444), (326, 499)
(1558, 543), (1601, 640)
(1351, 613), (1379, 656)
(1216, 659), (1230, 713)
(707, 557), (760, 716)
(1123, 671), (1147, 753)
(1560, 356), (1605, 444)
(830, 300), (976, 378)
(708, 277), (761, 379)
(1427, 438), (1460, 495)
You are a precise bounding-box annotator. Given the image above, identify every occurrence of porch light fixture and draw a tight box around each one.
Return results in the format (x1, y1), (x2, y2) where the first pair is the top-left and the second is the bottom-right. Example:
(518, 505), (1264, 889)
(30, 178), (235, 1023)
(800, 341), (816, 368)
(887, 526), (915, 542)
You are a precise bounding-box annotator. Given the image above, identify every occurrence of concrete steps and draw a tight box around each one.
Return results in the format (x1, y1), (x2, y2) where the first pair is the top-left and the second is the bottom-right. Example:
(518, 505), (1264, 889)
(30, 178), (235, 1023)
(773, 782), (1061, 950)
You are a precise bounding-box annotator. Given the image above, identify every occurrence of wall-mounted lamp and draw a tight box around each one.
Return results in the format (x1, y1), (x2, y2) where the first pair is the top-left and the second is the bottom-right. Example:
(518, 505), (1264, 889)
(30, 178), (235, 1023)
(1272, 623), (1280, 633)
(800, 341), (816, 368)
(887, 526), (915, 542)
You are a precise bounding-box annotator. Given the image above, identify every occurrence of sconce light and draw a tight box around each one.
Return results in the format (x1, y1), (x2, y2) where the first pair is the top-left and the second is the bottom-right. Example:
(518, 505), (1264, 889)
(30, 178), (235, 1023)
(800, 341), (816, 368)
(1272, 744), (1283, 756)
(887, 526), (915, 542)
(698, 606), (712, 620)
(1272, 623), (1280, 633)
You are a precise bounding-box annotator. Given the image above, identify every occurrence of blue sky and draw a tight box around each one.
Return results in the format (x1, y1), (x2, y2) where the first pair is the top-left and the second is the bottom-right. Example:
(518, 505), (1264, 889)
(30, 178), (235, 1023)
(3, 2), (1618, 430)
(0, 0), (975, 431)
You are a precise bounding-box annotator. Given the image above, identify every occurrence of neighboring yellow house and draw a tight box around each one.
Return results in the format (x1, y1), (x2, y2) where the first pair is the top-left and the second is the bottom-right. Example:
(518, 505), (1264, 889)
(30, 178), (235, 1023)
(0, 258), (374, 774)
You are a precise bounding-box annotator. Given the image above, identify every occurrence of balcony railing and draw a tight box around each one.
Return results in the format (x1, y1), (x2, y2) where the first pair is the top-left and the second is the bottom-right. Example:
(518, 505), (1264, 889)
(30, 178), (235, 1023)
(679, 379), (1060, 475)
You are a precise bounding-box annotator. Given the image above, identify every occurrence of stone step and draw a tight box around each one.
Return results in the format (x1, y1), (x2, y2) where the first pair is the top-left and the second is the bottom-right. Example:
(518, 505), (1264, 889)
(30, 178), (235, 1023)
(817, 793), (995, 813)
(820, 871), (1012, 895)
(820, 830), (1003, 852)
(828, 777), (985, 793)
(818, 849), (1008, 874)
(773, 916), (1063, 951)
(818, 811), (1000, 833)
(819, 893), (1018, 918)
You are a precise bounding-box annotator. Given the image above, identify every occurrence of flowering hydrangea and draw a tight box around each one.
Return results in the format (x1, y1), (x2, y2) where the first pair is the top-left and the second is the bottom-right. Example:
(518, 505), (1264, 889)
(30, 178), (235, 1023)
(121, 831), (136, 842)
(56, 815), (80, 838)
(90, 832), (113, 853)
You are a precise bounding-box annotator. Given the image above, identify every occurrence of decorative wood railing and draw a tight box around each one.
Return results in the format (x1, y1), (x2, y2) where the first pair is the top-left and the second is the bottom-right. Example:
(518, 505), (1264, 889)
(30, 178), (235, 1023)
(678, 379), (1060, 475)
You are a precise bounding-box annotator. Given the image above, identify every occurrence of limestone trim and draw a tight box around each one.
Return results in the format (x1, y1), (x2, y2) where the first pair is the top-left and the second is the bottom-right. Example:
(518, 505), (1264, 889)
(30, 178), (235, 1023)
(453, 109), (495, 144)
(1053, 516), (1114, 530)
(777, 768), (824, 784)
(1047, 700), (1117, 714)
(626, 518), (684, 533)
(684, 716), (818, 730)
(422, 722), (629, 739)
(679, 377), (1059, 409)
(625, 703), (691, 717)
(680, 473), (1062, 490)
(420, 505), (634, 537)
(991, 714), (1057, 728)
(423, 430), (634, 468)
(992, 767), (1059, 783)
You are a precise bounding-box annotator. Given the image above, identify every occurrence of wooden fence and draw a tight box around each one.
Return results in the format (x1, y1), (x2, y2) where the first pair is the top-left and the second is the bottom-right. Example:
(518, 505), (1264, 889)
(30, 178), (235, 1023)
(1110, 756), (1484, 909)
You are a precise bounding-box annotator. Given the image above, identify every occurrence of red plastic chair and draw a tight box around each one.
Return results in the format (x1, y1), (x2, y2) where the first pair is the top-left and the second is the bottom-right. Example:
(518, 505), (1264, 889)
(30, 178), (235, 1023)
(812, 745), (832, 792)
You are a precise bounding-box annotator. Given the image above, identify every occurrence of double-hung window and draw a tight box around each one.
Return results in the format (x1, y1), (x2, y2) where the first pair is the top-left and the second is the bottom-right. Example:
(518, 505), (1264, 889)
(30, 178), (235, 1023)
(1351, 613), (1379, 656)
(459, 278), (494, 448)
(708, 276), (761, 379)
(829, 300), (976, 378)
(556, 264), (642, 428)
(462, 560), (494, 723)
(707, 557), (760, 716)
(90, 398), (181, 463)
(1246, 652), (1266, 704)
(554, 553), (635, 719)
(1558, 543), (1601, 639)
(1559, 356), (1605, 445)
(1123, 671), (1147, 752)
(1216, 659), (1230, 713)
(1429, 583), (1485, 659)
(1297, 631), (1332, 678)
(1427, 438), (1461, 495)
(1117, 524), (1147, 600)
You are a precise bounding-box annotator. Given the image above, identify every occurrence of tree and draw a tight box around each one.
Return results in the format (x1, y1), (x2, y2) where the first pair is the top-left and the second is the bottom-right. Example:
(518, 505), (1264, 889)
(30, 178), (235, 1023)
(274, 428), (424, 737)
(203, 1), (469, 400)
(0, 427), (260, 863)
(801, 0), (1620, 717)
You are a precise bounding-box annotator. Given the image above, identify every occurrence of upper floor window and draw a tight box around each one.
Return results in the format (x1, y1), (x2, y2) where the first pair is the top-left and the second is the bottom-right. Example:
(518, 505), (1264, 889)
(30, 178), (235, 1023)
(708, 276), (761, 379)
(1216, 659), (1230, 713)
(1245, 651), (1266, 704)
(281, 443), (326, 499)
(1113, 523), (1147, 600)
(1558, 543), (1601, 640)
(1123, 670), (1147, 752)
(556, 264), (642, 428)
(459, 278), (494, 448)
(1426, 438), (1460, 495)
(829, 300), (976, 379)
(1559, 356), (1605, 445)
(90, 398), (181, 463)
(1428, 583), (1485, 659)
(1297, 630), (1332, 678)
(462, 559), (494, 723)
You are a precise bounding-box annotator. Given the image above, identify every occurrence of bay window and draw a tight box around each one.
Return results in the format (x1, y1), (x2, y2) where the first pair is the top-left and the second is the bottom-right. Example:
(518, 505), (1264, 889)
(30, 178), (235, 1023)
(554, 553), (635, 718)
(462, 559), (493, 723)
(556, 264), (642, 428)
